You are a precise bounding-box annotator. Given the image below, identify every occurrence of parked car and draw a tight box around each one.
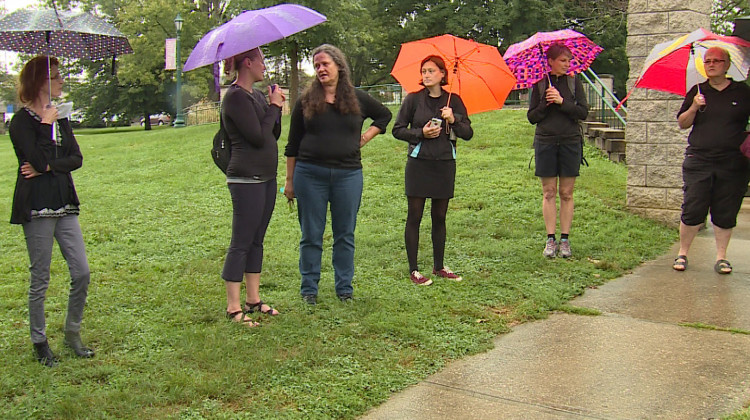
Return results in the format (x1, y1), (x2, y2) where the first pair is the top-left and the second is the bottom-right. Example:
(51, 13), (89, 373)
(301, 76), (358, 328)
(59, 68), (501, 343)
(140, 113), (172, 126)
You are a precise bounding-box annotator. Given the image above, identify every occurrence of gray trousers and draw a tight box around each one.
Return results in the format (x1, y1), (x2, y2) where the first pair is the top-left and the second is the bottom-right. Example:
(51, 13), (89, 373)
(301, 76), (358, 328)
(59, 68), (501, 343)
(22, 215), (90, 344)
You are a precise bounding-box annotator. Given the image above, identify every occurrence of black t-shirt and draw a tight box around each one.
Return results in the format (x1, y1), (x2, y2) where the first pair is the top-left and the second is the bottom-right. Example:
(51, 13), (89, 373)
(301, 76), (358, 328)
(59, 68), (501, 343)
(677, 80), (750, 161)
(285, 89), (392, 169)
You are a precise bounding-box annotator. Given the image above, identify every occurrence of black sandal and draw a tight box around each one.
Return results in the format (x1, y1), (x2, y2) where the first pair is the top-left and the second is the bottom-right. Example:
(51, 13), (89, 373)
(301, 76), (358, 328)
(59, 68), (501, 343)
(672, 255), (688, 271)
(244, 300), (279, 316)
(714, 259), (732, 275)
(226, 310), (259, 327)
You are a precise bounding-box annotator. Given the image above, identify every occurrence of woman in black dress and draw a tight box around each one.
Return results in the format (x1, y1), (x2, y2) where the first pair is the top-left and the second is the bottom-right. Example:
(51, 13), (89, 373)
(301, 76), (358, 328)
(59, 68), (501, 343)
(392, 55), (473, 285)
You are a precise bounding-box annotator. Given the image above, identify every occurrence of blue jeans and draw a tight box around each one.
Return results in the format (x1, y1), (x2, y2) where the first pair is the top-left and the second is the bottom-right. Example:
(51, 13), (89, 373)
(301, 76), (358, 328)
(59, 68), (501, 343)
(294, 161), (363, 296)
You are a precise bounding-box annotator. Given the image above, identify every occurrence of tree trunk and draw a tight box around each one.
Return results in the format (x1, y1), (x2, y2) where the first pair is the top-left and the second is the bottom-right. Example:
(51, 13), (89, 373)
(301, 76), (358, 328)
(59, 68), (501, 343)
(143, 111), (151, 131)
(290, 41), (299, 107)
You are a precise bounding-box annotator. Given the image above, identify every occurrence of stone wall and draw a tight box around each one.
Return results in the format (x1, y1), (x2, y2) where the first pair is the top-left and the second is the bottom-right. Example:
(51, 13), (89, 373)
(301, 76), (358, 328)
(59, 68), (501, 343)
(625, 0), (711, 226)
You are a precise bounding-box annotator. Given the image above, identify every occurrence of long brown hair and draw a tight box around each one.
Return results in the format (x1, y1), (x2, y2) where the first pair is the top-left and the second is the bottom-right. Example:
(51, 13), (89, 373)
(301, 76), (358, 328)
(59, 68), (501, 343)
(18, 55), (59, 104)
(301, 44), (360, 119)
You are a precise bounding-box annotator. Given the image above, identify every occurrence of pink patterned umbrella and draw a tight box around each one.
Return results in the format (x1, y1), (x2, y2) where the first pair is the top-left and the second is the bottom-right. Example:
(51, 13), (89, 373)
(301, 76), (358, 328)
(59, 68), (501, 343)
(503, 29), (602, 90)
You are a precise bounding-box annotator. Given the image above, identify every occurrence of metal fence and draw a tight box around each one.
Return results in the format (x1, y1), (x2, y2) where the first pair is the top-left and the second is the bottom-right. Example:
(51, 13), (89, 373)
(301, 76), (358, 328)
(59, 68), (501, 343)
(580, 69), (627, 130)
(356, 84), (403, 105)
(185, 101), (220, 126)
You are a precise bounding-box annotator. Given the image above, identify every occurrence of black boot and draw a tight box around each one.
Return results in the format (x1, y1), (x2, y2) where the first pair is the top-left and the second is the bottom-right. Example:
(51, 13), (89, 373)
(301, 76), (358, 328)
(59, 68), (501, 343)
(33, 340), (58, 367)
(64, 331), (95, 358)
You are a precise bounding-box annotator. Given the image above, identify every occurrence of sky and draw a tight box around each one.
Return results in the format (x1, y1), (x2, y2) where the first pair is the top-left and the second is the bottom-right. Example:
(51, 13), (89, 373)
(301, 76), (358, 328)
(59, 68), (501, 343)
(0, 0), (41, 70)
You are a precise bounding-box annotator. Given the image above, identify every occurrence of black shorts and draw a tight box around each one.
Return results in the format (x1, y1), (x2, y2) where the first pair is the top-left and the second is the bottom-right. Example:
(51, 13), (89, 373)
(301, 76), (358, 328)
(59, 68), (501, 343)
(534, 141), (581, 178)
(681, 155), (750, 228)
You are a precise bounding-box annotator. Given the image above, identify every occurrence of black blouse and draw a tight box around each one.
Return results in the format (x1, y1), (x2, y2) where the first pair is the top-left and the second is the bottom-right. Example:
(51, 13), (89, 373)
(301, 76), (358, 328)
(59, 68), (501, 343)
(9, 108), (82, 224)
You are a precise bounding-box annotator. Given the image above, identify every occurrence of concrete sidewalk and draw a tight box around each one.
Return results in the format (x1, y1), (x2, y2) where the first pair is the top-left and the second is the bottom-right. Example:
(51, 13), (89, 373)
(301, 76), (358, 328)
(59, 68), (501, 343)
(363, 200), (750, 419)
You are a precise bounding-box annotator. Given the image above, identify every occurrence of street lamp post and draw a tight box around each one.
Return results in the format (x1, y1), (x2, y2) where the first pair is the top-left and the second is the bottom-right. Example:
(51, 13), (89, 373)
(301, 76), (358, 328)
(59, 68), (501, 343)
(173, 13), (185, 127)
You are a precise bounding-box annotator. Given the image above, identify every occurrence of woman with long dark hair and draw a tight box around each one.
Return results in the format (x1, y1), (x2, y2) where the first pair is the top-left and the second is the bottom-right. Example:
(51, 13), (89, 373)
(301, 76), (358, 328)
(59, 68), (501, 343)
(9, 56), (94, 366)
(283, 44), (391, 304)
(392, 55), (473, 285)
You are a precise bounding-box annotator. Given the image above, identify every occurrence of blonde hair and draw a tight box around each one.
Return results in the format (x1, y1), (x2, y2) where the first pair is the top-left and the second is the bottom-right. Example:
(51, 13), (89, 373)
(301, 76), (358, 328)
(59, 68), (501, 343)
(223, 47), (262, 77)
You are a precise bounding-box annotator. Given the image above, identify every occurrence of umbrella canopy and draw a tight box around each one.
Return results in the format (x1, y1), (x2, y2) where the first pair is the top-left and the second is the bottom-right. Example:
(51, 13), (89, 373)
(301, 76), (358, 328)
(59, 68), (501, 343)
(503, 29), (603, 90)
(0, 7), (133, 60)
(632, 28), (750, 96)
(390, 34), (516, 115)
(183, 3), (326, 72)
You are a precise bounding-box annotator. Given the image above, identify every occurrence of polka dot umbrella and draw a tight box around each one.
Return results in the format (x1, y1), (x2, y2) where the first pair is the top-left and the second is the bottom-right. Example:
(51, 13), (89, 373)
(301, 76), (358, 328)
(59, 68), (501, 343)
(0, 5), (133, 139)
(0, 7), (133, 60)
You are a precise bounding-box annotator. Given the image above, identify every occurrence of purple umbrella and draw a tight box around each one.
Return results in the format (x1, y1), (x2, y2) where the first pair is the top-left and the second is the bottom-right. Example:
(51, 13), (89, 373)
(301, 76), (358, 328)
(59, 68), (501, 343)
(183, 3), (326, 72)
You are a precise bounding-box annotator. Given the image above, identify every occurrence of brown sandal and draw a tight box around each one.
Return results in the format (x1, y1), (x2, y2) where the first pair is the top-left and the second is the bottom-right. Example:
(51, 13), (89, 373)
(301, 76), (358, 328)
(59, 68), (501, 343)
(672, 255), (688, 271)
(226, 310), (259, 327)
(244, 301), (279, 316)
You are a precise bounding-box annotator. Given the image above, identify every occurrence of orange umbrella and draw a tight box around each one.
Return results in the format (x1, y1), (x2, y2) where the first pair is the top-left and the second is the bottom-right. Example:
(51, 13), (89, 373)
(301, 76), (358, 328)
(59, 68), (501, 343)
(391, 34), (516, 114)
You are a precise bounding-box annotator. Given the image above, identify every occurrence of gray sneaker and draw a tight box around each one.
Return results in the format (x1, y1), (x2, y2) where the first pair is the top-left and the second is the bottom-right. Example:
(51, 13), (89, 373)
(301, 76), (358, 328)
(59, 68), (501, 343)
(559, 240), (572, 258)
(543, 238), (558, 258)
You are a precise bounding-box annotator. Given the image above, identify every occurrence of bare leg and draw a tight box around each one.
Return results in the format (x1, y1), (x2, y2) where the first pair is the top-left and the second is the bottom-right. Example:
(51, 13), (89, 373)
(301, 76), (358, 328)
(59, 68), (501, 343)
(225, 281), (242, 315)
(558, 177), (576, 234)
(245, 272), (279, 315)
(713, 226), (732, 262)
(541, 177), (558, 235)
(225, 281), (258, 325)
(677, 222), (701, 257)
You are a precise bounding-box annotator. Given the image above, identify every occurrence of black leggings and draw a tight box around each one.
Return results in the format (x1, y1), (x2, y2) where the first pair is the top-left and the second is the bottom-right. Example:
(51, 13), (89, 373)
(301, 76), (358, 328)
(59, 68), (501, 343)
(405, 196), (449, 273)
(222, 181), (276, 282)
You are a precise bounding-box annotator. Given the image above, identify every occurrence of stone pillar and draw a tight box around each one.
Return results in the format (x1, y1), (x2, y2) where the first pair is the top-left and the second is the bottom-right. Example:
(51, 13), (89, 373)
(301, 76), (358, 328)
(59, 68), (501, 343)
(625, 0), (711, 226)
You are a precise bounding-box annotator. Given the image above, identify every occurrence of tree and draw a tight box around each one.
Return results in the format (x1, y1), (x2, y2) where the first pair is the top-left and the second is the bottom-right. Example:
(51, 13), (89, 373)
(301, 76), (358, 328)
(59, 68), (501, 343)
(61, 0), (225, 129)
(713, 0), (749, 35)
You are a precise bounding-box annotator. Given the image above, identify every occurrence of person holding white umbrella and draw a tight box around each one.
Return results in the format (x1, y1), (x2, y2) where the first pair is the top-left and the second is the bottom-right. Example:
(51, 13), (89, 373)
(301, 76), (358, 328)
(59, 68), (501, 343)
(673, 47), (750, 274)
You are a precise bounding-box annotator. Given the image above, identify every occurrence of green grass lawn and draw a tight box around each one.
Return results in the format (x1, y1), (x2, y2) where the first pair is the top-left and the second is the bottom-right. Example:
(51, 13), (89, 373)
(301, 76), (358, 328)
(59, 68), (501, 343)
(0, 109), (677, 419)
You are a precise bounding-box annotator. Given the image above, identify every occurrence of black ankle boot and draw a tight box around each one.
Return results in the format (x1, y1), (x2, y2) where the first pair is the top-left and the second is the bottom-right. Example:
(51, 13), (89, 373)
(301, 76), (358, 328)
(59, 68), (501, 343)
(33, 340), (58, 367)
(64, 331), (95, 358)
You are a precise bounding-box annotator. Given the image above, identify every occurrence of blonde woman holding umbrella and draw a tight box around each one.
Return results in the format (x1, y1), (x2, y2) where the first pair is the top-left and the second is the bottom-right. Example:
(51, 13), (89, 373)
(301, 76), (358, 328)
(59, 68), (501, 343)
(220, 47), (285, 325)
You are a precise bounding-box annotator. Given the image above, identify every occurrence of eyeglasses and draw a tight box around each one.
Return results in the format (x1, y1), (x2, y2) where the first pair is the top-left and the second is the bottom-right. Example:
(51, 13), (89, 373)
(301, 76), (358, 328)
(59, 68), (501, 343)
(703, 59), (726, 65)
(50, 74), (64, 81)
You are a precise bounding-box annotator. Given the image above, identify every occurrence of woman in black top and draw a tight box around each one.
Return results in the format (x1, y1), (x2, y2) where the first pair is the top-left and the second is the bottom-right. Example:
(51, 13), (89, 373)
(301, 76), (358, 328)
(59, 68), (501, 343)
(527, 43), (588, 259)
(392, 55), (473, 285)
(9, 56), (94, 366)
(672, 47), (750, 274)
(220, 47), (285, 325)
(284, 44), (391, 304)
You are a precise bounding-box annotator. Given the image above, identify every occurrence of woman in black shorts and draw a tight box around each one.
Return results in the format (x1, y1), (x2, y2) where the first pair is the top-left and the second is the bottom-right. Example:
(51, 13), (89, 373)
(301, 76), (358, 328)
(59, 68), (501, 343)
(672, 46), (750, 274)
(392, 55), (473, 285)
(527, 43), (589, 258)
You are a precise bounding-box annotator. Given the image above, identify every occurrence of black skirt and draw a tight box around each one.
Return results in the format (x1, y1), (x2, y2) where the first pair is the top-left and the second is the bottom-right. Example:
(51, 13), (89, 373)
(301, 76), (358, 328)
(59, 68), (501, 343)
(404, 157), (456, 199)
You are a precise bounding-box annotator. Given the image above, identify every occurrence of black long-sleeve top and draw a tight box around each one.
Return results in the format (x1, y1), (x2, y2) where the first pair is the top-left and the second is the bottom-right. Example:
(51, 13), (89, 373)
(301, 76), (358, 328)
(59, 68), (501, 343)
(527, 74), (588, 144)
(285, 89), (392, 169)
(677, 81), (750, 161)
(222, 84), (282, 181)
(9, 108), (82, 224)
(392, 89), (473, 160)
